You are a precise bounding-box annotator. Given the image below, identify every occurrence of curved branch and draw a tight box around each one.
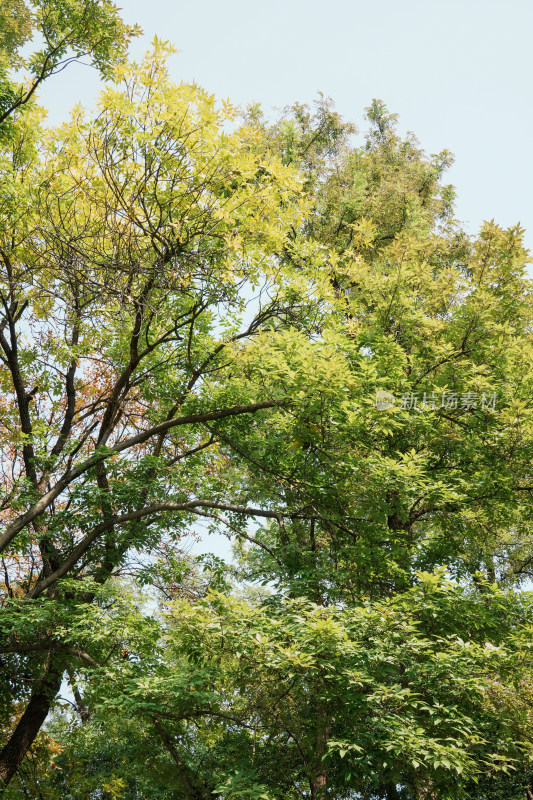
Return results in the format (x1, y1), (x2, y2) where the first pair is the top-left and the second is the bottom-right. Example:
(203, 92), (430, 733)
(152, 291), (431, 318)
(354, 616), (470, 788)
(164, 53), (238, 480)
(0, 399), (283, 555)
(25, 498), (304, 599)
(0, 643), (99, 668)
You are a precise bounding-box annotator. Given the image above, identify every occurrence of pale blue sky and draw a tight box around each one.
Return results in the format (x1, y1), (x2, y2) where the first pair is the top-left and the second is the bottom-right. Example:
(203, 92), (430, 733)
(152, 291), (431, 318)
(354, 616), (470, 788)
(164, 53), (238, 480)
(38, 0), (533, 253)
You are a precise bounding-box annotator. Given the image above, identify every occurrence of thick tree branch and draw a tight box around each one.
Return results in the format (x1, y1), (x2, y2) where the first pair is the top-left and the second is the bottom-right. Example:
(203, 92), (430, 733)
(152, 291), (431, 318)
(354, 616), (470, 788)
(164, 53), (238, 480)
(0, 399), (283, 555)
(25, 498), (304, 599)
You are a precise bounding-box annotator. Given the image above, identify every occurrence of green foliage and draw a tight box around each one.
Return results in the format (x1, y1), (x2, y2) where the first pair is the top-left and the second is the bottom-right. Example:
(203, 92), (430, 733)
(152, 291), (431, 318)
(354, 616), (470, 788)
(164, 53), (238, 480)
(0, 0), (138, 141)
(1, 35), (533, 800)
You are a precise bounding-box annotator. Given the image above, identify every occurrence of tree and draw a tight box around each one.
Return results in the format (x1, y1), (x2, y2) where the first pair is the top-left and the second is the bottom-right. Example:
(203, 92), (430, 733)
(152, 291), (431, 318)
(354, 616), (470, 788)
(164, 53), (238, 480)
(195, 100), (533, 796)
(0, 43), (314, 787)
(173, 98), (533, 611)
(92, 579), (533, 800)
(26, 572), (533, 800)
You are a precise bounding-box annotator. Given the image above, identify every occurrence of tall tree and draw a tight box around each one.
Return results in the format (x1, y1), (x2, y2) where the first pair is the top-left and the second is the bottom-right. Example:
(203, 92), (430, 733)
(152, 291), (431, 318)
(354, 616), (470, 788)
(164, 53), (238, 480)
(0, 43), (313, 787)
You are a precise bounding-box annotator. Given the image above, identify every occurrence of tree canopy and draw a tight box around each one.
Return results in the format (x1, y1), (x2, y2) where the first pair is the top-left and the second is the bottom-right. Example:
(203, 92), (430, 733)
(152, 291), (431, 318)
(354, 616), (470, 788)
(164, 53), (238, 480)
(1, 19), (533, 800)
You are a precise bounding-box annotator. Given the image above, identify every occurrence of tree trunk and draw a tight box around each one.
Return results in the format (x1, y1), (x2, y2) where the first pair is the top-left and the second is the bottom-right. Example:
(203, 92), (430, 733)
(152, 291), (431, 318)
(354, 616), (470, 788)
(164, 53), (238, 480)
(413, 781), (433, 800)
(153, 717), (206, 800)
(311, 772), (327, 800)
(310, 706), (329, 800)
(0, 660), (63, 789)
